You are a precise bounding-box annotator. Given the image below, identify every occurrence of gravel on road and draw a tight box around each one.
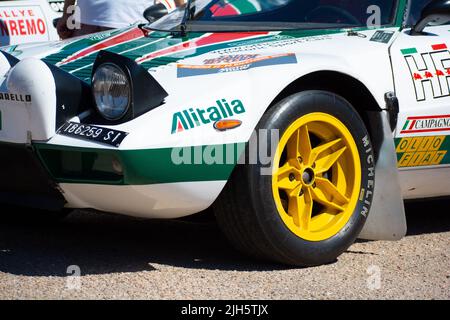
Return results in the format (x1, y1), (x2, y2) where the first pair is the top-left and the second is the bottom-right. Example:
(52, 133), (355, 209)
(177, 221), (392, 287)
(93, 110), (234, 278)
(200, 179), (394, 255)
(0, 199), (449, 300)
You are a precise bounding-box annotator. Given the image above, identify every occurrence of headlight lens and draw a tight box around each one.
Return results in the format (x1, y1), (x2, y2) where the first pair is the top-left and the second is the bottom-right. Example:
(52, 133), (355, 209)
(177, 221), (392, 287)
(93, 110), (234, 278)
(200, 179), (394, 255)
(92, 63), (130, 121)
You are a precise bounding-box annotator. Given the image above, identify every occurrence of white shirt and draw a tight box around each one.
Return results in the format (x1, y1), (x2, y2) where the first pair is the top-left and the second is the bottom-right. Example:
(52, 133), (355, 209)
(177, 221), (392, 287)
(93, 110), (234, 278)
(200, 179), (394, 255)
(77, 0), (155, 29)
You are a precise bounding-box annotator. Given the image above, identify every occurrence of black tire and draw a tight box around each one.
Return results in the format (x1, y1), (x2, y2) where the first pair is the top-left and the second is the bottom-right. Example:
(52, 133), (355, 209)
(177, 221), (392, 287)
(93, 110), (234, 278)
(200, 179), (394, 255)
(214, 91), (375, 267)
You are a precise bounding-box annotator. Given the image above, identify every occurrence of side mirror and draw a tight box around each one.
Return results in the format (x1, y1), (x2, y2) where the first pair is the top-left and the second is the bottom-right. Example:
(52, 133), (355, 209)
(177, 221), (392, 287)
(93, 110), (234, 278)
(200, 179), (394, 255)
(144, 3), (169, 23)
(411, 0), (450, 35)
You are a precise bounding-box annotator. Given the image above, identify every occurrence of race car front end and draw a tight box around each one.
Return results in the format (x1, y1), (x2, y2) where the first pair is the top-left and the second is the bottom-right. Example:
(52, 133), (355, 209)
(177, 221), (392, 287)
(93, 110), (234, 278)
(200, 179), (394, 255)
(0, 50), (233, 218)
(0, 53), (67, 211)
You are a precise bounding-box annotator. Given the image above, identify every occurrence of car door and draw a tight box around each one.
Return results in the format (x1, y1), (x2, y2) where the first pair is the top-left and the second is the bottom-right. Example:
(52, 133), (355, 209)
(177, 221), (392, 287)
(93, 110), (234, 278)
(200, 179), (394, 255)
(390, 0), (450, 199)
(0, 0), (60, 46)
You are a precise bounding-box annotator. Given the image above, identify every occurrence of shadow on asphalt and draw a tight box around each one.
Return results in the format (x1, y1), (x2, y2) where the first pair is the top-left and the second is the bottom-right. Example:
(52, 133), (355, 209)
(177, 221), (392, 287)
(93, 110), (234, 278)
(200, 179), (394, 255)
(0, 208), (285, 276)
(0, 199), (448, 277)
(404, 198), (450, 236)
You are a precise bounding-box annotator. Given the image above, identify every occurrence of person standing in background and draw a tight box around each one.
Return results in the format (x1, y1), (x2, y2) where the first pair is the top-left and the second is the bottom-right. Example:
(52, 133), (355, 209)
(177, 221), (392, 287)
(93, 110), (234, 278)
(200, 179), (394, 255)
(57, 0), (185, 39)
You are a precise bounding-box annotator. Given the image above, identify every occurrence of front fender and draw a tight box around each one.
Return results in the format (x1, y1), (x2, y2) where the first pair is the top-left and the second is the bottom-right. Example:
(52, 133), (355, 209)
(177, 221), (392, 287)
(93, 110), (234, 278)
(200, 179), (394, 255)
(0, 57), (56, 143)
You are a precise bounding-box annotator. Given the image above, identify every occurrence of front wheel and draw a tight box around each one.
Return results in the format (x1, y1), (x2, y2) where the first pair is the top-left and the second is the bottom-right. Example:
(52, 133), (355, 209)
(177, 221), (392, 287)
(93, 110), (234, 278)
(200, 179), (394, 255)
(214, 91), (375, 266)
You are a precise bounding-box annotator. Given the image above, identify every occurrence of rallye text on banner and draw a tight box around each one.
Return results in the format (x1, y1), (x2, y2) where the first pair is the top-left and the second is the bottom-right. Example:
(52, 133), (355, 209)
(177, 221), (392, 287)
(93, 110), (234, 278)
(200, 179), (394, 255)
(0, 0), (62, 46)
(0, 0), (449, 266)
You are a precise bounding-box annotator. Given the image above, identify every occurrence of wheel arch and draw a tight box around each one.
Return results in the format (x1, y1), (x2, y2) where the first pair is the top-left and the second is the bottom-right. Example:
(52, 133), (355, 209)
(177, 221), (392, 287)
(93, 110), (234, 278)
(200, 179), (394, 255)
(270, 71), (382, 110)
(269, 70), (382, 133)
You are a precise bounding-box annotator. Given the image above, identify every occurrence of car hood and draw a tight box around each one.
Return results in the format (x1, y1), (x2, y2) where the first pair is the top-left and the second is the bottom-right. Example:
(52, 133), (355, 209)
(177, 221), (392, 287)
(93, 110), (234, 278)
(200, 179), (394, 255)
(2, 25), (342, 83)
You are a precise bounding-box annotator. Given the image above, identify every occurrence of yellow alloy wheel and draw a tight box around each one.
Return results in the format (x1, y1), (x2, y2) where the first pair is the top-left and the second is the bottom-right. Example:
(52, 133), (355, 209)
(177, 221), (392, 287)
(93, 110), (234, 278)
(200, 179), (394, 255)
(272, 112), (362, 242)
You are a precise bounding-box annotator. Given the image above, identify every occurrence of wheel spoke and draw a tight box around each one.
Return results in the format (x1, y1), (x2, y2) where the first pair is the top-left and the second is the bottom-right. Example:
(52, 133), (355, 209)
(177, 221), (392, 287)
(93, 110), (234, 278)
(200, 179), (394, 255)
(298, 125), (312, 164)
(315, 146), (347, 174)
(276, 162), (294, 176)
(315, 177), (350, 205)
(287, 129), (300, 161)
(276, 163), (299, 191)
(288, 187), (313, 230)
(310, 138), (342, 164)
(311, 186), (345, 213)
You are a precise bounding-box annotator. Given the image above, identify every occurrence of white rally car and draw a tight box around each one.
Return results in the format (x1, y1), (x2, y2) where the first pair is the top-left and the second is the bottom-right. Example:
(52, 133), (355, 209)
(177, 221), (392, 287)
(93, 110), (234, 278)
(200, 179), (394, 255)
(0, 0), (61, 46)
(0, 0), (449, 266)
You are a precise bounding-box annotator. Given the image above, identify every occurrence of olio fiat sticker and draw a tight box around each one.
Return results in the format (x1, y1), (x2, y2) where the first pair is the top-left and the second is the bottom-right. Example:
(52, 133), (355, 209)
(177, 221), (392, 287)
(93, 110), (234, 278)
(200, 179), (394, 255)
(396, 135), (449, 167)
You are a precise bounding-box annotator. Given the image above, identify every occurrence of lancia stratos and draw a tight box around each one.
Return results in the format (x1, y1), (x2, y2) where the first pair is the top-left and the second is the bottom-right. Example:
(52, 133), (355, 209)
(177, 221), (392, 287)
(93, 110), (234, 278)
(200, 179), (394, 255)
(0, 0), (449, 266)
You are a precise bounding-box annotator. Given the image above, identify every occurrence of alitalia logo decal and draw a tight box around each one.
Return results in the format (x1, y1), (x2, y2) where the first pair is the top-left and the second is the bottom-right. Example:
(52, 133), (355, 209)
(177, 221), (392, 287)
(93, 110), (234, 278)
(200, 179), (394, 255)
(402, 43), (450, 101)
(401, 115), (450, 134)
(172, 99), (245, 134)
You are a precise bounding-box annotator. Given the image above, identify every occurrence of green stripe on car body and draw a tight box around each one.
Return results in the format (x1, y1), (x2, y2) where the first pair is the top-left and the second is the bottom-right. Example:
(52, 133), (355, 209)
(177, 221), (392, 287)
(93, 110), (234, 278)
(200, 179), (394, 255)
(35, 143), (246, 185)
(42, 29), (349, 83)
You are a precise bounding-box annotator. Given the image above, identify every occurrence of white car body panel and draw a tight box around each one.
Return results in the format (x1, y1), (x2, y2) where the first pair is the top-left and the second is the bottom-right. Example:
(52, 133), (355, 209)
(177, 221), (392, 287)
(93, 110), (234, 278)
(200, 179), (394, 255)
(391, 25), (450, 199)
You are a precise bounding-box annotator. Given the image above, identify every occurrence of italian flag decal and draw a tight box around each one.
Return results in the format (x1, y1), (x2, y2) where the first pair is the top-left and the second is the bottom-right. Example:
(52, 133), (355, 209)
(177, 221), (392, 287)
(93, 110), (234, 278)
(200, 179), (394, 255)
(401, 43), (448, 55)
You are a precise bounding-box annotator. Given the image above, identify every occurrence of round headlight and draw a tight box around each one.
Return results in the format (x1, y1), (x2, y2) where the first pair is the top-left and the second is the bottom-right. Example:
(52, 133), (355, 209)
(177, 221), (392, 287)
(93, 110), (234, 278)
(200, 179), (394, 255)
(92, 63), (131, 121)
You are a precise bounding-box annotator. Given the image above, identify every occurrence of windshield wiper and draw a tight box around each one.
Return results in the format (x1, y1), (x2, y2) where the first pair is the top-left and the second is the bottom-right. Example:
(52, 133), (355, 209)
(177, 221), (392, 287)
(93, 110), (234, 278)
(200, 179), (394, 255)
(180, 0), (195, 36)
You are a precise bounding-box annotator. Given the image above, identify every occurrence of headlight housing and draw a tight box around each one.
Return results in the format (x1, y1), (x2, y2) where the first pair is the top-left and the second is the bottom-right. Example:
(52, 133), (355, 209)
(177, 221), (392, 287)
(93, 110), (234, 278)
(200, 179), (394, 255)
(92, 63), (131, 121)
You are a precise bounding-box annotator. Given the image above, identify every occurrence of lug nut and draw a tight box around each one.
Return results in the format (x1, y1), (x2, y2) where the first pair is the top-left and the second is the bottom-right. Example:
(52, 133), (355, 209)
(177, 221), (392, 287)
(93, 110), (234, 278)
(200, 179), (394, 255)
(289, 174), (295, 182)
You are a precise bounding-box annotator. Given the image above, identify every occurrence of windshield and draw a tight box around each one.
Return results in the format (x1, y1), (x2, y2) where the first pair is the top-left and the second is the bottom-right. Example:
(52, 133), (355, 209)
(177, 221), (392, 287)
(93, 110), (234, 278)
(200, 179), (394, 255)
(150, 0), (398, 32)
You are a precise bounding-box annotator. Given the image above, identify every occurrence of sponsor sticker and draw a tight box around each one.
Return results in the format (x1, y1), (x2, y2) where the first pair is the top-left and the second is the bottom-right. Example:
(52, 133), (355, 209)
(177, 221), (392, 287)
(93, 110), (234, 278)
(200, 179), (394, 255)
(172, 98), (246, 134)
(396, 135), (449, 167)
(370, 30), (395, 44)
(0, 92), (32, 103)
(177, 53), (297, 78)
(401, 43), (450, 101)
(401, 115), (450, 135)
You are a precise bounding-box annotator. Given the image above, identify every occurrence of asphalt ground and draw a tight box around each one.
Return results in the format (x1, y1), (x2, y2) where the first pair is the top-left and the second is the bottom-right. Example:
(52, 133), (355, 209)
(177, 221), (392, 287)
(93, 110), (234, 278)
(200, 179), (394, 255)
(0, 199), (448, 300)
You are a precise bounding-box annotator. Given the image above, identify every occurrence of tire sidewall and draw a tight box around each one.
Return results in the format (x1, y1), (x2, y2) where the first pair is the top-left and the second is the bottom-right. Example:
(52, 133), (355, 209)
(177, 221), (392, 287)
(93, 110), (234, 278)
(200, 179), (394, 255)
(251, 91), (376, 266)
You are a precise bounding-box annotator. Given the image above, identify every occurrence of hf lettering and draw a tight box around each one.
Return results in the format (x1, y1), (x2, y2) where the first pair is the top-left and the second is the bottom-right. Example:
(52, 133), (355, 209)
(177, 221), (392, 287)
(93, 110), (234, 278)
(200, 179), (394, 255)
(402, 44), (450, 102)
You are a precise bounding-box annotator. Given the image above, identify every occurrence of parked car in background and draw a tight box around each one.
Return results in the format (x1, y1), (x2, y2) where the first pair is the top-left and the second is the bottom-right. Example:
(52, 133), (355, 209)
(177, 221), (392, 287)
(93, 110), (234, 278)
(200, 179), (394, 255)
(47, 0), (64, 13)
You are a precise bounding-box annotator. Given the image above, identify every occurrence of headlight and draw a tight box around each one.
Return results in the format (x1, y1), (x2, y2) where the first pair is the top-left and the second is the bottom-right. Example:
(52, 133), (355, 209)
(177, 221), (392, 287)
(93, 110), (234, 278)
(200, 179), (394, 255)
(92, 63), (131, 121)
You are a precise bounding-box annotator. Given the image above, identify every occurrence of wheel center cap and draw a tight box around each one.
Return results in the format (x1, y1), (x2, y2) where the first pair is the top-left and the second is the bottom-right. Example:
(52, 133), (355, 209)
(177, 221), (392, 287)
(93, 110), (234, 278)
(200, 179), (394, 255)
(302, 168), (315, 186)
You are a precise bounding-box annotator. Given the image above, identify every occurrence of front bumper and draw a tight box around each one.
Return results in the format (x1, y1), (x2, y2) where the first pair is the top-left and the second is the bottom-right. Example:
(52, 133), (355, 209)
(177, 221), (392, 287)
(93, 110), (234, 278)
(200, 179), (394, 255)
(0, 52), (236, 218)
